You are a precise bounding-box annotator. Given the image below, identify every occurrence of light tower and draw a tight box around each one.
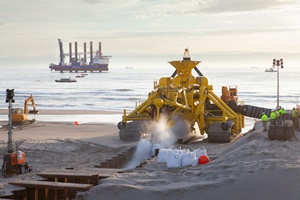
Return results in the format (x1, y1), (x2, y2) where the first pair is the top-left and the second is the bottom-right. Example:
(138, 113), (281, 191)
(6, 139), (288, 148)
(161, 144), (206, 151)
(273, 59), (284, 109)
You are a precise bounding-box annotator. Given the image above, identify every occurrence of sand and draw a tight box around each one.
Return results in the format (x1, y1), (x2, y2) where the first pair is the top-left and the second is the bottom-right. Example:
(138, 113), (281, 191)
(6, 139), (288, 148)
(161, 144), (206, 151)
(0, 109), (133, 196)
(1, 110), (300, 200)
(75, 121), (300, 200)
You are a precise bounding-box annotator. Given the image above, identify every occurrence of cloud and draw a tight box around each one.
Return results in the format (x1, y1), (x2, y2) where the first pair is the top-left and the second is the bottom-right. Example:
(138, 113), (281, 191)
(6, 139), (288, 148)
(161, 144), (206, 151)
(125, 0), (300, 19)
(1, 0), (300, 58)
(195, 0), (280, 13)
(79, 26), (300, 40)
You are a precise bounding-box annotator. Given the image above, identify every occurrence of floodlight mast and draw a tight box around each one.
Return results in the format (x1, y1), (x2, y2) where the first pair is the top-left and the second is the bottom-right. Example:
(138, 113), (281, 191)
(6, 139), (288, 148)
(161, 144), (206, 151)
(6, 89), (15, 153)
(272, 59), (284, 109)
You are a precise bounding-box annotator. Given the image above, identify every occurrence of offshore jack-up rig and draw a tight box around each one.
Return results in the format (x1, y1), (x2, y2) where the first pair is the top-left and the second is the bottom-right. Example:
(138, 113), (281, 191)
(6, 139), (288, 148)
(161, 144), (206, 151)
(118, 48), (295, 143)
(49, 39), (111, 73)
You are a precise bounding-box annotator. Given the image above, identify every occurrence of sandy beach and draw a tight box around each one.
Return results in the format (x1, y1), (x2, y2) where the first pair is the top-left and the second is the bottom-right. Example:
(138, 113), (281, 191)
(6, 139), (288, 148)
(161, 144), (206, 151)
(0, 110), (300, 200)
(0, 109), (133, 197)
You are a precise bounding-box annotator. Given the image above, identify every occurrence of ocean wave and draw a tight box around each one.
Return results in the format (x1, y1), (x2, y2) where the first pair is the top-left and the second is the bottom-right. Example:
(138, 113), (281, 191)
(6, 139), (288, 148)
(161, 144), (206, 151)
(113, 88), (134, 92)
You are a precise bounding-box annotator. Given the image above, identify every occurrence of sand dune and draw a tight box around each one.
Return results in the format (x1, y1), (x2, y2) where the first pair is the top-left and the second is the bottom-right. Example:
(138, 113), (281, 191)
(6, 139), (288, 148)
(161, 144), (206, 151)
(76, 122), (300, 200)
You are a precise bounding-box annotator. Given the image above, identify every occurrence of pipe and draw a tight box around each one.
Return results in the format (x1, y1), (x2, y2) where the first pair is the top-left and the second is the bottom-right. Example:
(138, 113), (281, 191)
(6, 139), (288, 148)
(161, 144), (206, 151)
(75, 42), (78, 62)
(238, 105), (272, 119)
(99, 42), (101, 53)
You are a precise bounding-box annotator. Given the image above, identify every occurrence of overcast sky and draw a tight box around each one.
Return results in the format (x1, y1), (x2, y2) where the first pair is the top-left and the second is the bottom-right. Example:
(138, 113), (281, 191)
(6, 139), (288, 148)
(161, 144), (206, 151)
(1, 0), (300, 68)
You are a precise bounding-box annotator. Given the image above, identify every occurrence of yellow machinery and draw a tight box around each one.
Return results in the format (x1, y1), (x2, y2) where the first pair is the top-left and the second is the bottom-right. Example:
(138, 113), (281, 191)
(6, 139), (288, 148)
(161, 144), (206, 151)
(118, 48), (245, 143)
(11, 95), (39, 125)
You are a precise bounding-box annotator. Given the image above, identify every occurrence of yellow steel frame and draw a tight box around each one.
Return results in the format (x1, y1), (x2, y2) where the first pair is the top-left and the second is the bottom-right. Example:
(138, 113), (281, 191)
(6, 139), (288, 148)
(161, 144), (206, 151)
(122, 49), (244, 136)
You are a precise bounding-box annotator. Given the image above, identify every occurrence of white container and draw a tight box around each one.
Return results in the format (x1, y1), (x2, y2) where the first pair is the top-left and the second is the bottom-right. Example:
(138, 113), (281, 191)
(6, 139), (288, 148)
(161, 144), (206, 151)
(182, 152), (197, 167)
(167, 150), (182, 168)
(17, 150), (22, 158)
(157, 148), (169, 163)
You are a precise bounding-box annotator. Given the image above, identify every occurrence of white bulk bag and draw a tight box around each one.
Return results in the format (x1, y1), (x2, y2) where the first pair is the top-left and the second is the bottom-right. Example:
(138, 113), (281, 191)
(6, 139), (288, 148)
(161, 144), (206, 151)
(167, 150), (182, 168)
(157, 148), (169, 163)
(193, 147), (207, 160)
(182, 152), (197, 167)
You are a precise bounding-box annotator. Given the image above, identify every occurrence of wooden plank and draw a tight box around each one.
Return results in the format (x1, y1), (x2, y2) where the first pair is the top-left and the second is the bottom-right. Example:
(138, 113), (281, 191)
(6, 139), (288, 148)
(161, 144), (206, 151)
(43, 168), (124, 175)
(34, 188), (38, 200)
(0, 199), (18, 200)
(12, 188), (27, 200)
(54, 189), (57, 200)
(45, 188), (49, 200)
(0, 193), (14, 199)
(38, 168), (124, 180)
(36, 172), (99, 185)
(9, 181), (93, 191)
(36, 172), (98, 179)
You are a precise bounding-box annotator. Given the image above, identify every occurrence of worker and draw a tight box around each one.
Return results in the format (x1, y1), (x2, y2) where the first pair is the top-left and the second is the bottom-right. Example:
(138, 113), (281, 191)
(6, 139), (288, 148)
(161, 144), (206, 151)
(275, 108), (280, 125)
(281, 107), (287, 125)
(292, 107), (298, 128)
(261, 112), (268, 132)
(277, 107), (283, 125)
(270, 110), (276, 125)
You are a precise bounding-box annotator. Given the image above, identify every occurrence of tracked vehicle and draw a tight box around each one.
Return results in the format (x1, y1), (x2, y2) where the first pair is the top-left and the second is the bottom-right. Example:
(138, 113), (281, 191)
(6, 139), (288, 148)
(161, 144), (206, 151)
(117, 49), (297, 142)
(11, 95), (39, 125)
(118, 49), (247, 143)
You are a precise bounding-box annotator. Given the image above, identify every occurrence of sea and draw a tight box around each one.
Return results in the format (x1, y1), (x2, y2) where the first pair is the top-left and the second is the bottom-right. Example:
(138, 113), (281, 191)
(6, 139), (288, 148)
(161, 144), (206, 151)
(0, 65), (299, 131)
